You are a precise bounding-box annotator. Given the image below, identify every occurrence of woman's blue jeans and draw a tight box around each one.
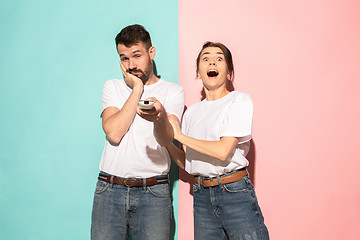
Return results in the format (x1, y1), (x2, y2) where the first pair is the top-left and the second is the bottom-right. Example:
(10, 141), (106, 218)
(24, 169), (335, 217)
(193, 174), (269, 240)
(91, 175), (172, 240)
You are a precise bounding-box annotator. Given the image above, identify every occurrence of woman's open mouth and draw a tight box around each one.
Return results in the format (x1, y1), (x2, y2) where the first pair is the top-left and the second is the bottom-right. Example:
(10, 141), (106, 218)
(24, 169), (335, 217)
(207, 70), (219, 77)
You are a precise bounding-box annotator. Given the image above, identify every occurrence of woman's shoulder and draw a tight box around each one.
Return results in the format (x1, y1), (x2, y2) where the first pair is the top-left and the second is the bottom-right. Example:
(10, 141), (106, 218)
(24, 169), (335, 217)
(231, 91), (252, 103)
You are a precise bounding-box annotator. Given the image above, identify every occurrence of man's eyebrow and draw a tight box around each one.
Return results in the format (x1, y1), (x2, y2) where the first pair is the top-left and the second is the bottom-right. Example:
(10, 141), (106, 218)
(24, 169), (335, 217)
(132, 50), (142, 54)
(119, 50), (142, 57)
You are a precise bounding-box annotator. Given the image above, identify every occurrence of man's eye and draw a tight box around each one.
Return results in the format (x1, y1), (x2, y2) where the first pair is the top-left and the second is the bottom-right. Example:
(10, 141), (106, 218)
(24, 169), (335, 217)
(121, 58), (128, 61)
(135, 55), (141, 58)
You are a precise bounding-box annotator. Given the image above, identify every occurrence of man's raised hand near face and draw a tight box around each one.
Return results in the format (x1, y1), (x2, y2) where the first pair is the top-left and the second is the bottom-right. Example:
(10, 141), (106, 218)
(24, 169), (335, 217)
(120, 61), (144, 91)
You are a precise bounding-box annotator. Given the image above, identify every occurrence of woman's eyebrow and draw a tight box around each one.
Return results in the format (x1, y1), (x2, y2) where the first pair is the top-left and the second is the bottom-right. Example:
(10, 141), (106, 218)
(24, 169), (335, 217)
(201, 51), (224, 56)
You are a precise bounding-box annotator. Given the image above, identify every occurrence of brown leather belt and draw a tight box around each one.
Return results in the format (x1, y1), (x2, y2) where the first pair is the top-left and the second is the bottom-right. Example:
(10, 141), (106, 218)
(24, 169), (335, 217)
(98, 175), (168, 187)
(194, 169), (248, 187)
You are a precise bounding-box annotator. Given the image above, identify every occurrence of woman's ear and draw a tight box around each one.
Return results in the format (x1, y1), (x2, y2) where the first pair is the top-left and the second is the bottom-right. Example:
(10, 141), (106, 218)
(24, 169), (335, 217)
(227, 73), (231, 80)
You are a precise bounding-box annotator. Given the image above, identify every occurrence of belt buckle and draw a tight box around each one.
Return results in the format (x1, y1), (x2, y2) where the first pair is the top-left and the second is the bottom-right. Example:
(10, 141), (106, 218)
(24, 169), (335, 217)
(123, 178), (133, 187)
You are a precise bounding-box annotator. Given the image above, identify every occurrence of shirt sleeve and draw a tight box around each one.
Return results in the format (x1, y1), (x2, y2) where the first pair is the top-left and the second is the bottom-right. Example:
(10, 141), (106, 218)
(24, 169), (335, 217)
(164, 85), (185, 121)
(220, 93), (253, 139)
(181, 108), (189, 135)
(101, 80), (122, 116)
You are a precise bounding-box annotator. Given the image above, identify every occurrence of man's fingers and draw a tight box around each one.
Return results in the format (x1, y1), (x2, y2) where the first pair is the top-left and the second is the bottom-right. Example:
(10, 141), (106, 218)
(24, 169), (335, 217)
(146, 97), (157, 101)
(120, 61), (126, 75)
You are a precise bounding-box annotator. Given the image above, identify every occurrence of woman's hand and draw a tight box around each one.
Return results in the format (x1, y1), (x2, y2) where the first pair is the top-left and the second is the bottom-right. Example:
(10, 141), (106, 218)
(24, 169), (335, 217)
(168, 114), (182, 140)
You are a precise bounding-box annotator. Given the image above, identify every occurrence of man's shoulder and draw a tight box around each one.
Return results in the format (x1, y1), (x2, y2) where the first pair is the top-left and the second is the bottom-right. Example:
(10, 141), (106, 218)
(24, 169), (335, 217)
(158, 79), (184, 91)
(103, 78), (124, 86)
(102, 79), (127, 90)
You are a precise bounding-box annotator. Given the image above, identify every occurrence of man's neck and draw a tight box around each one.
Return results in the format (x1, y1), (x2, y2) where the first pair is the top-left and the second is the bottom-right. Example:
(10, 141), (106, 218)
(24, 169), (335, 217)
(144, 73), (159, 86)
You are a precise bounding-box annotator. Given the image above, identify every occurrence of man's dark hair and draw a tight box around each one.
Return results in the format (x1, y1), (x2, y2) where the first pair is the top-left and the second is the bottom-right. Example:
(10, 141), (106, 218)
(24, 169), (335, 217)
(115, 24), (152, 50)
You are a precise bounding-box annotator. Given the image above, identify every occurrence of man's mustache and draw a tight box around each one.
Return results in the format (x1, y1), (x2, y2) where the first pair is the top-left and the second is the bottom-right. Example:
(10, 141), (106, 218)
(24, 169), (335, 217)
(127, 69), (144, 74)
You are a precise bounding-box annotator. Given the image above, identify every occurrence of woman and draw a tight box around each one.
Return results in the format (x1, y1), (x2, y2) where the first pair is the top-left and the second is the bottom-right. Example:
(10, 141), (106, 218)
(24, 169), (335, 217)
(166, 42), (269, 240)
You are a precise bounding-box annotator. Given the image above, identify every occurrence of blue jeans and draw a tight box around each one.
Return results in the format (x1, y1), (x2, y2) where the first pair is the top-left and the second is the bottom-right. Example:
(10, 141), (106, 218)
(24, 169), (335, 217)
(193, 174), (269, 240)
(91, 173), (172, 240)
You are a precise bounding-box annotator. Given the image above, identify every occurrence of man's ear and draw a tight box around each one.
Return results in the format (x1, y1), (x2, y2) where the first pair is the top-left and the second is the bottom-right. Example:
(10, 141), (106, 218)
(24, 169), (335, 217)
(149, 46), (156, 60)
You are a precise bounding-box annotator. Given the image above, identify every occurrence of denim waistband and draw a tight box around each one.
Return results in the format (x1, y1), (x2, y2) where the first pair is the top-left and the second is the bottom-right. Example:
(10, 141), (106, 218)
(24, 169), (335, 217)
(195, 167), (247, 180)
(194, 168), (248, 187)
(99, 171), (168, 180)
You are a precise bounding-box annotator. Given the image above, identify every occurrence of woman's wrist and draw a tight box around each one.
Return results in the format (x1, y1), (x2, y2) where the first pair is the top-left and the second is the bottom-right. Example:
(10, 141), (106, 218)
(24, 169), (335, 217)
(175, 131), (185, 143)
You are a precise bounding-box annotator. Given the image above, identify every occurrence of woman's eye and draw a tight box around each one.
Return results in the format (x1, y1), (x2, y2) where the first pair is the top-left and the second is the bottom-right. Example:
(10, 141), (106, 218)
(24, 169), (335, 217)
(217, 57), (223, 61)
(203, 58), (209, 61)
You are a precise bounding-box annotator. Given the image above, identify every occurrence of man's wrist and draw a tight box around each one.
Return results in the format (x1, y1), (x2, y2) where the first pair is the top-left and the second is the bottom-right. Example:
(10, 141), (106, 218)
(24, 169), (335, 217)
(132, 84), (144, 96)
(154, 109), (167, 123)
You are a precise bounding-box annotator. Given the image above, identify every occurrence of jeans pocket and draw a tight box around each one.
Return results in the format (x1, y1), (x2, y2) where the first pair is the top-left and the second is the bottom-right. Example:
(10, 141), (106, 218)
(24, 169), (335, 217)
(147, 184), (170, 198)
(193, 183), (200, 193)
(223, 177), (251, 193)
(95, 180), (110, 194)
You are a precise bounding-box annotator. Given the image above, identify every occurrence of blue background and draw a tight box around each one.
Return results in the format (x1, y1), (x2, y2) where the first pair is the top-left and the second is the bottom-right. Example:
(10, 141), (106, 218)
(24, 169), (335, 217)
(0, 1), (179, 239)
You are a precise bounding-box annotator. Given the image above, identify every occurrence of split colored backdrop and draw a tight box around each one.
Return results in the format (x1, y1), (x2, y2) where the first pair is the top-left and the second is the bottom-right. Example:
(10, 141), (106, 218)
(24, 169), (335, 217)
(1, 1), (360, 239)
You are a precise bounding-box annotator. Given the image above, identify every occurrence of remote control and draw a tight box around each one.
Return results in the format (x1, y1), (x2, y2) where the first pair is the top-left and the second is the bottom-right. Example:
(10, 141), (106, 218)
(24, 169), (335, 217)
(138, 100), (155, 110)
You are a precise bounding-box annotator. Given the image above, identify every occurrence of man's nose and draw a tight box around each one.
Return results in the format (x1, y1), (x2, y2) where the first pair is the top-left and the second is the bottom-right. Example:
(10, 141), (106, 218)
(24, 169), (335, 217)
(128, 58), (137, 69)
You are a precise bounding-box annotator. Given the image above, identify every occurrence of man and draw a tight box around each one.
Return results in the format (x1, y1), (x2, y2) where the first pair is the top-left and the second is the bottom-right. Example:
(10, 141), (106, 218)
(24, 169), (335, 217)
(91, 24), (184, 240)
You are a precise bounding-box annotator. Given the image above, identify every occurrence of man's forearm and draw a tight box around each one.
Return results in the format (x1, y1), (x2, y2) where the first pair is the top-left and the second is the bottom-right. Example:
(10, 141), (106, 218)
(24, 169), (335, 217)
(153, 116), (174, 146)
(102, 86), (143, 144)
(166, 141), (185, 169)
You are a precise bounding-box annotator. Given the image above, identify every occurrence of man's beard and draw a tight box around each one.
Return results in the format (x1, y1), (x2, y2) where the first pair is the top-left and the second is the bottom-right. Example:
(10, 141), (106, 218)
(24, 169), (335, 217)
(128, 60), (152, 84)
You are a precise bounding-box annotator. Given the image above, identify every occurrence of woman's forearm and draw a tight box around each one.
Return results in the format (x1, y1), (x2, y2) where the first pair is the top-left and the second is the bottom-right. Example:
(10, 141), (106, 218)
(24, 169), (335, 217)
(176, 134), (239, 162)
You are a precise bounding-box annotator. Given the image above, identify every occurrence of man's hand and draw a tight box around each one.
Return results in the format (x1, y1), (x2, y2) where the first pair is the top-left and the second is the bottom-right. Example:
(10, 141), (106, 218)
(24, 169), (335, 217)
(120, 61), (143, 90)
(137, 97), (165, 122)
(137, 97), (174, 146)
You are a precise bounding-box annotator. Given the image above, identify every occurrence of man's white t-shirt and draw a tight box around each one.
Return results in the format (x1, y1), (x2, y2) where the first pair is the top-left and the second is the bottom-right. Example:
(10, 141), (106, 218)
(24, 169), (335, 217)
(99, 78), (184, 178)
(182, 91), (253, 177)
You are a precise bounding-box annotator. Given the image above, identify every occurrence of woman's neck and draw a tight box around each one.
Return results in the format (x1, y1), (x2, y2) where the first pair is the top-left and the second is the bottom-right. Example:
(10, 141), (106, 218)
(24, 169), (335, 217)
(204, 87), (230, 101)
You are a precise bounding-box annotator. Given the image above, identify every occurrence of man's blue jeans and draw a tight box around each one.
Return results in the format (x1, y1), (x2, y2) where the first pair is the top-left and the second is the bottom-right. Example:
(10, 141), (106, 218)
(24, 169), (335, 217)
(91, 174), (172, 240)
(193, 174), (269, 240)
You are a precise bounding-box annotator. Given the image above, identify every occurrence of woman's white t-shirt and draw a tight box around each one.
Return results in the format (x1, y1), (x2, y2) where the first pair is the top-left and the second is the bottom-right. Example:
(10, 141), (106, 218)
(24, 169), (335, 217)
(182, 91), (253, 177)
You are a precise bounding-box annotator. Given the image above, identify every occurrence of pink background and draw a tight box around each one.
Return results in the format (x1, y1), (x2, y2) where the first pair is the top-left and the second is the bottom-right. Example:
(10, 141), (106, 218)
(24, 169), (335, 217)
(178, 0), (360, 239)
